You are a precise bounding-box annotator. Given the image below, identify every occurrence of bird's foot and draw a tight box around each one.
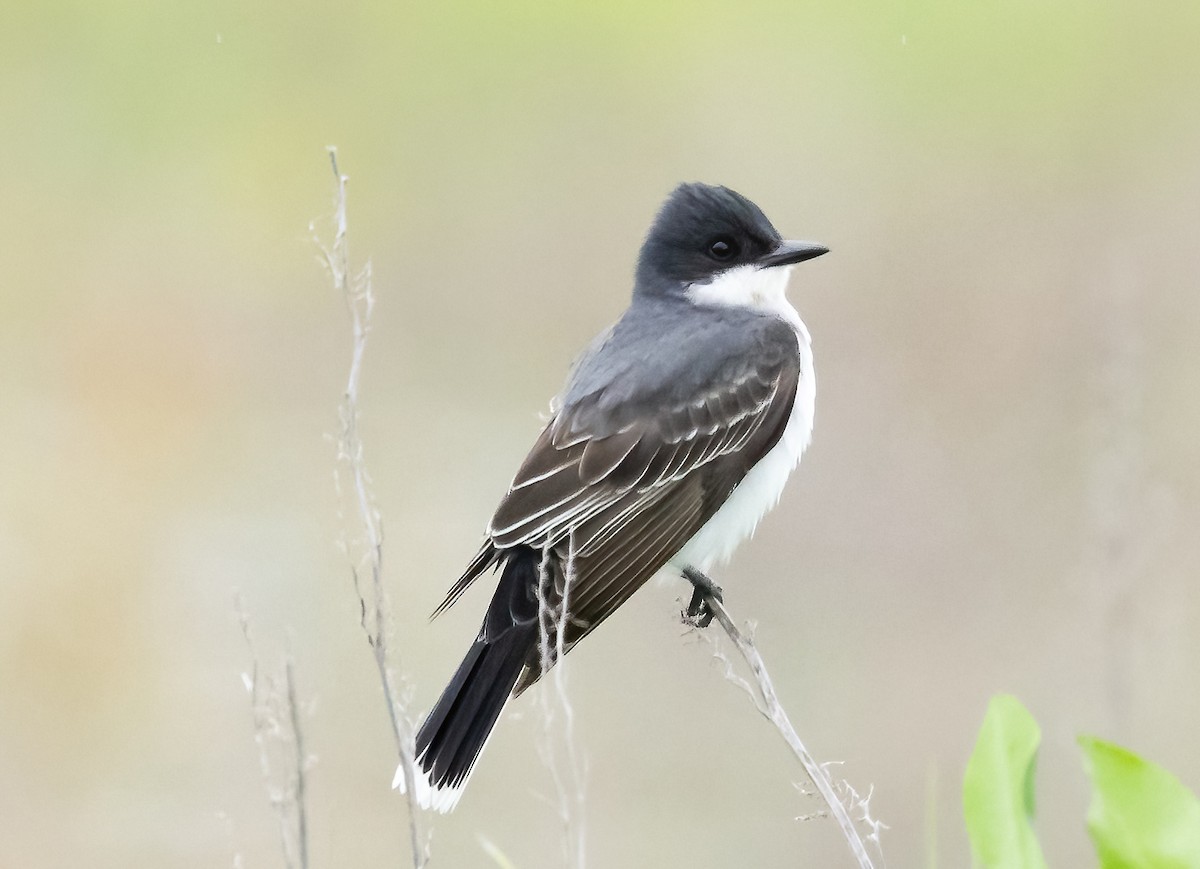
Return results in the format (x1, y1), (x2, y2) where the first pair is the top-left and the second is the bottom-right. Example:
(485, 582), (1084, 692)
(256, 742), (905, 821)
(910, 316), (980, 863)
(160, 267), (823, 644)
(682, 567), (723, 629)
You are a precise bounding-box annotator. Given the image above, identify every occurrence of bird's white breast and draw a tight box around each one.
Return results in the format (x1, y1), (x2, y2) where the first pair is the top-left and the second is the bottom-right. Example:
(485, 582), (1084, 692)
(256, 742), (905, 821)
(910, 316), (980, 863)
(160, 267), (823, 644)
(670, 264), (815, 573)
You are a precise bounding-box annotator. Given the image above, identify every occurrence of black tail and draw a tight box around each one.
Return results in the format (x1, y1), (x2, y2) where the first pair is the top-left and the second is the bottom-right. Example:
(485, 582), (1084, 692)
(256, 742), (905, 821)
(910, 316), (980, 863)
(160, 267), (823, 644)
(412, 546), (541, 811)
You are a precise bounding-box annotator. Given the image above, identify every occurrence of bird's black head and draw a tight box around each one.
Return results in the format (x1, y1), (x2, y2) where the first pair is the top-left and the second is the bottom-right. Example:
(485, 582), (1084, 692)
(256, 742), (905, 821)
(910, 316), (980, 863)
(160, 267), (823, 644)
(634, 182), (827, 297)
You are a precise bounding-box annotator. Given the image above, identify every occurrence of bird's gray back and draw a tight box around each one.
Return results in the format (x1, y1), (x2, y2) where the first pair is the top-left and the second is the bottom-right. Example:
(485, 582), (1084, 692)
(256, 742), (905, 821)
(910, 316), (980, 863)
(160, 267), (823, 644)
(555, 295), (800, 440)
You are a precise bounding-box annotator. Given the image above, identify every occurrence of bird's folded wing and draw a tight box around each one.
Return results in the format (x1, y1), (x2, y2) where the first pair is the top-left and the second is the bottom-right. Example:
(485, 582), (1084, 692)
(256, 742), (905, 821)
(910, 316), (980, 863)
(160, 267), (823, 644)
(490, 338), (795, 538)
(434, 321), (800, 626)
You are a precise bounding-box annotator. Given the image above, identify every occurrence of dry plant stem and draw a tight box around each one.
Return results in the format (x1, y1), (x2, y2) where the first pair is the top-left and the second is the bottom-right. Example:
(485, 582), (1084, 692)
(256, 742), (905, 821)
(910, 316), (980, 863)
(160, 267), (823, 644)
(535, 543), (588, 869)
(284, 657), (310, 869)
(319, 147), (426, 868)
(1087, 251), (1150, 743)
(236, 604), (310, 869)
(696, 585), (876, 869)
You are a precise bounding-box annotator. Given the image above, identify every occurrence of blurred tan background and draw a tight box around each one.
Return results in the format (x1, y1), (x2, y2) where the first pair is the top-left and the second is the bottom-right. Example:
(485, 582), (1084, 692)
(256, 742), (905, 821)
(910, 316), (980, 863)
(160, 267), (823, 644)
(2, 0), (1199, 866)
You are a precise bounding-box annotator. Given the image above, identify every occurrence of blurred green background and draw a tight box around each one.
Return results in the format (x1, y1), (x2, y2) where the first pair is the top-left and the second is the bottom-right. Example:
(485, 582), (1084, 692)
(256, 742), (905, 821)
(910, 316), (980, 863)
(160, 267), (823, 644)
(2, 0), (1199, 866)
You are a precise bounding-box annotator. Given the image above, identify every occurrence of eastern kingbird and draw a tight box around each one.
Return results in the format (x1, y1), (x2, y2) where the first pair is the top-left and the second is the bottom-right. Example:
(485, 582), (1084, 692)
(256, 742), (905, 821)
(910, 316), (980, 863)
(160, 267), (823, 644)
(396, 182), (827, 812)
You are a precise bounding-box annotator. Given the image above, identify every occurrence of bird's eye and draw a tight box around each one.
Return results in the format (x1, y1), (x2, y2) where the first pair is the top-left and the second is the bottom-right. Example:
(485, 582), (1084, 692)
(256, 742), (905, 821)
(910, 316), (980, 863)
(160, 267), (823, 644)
(706, 236), (739, 261)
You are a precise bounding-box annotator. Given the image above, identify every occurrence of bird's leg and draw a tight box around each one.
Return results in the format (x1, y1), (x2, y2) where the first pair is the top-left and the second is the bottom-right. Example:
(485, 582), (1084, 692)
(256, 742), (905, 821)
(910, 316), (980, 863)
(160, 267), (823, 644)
(682, 566), (723, 629)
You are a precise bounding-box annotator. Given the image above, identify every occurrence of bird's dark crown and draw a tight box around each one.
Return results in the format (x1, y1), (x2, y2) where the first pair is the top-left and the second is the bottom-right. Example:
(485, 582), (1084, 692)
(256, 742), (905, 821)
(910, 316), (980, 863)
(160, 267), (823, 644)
(634, 183), (784, 295)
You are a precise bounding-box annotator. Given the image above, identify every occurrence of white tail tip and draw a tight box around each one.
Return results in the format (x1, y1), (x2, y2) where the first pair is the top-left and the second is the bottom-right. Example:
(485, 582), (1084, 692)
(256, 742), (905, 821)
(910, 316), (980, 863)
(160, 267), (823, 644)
(392, 761), (466, 814)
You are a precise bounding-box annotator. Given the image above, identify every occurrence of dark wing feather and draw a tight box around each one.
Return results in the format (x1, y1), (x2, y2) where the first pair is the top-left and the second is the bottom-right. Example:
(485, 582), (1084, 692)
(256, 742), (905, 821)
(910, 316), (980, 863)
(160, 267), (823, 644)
(489, 364), (790, 551)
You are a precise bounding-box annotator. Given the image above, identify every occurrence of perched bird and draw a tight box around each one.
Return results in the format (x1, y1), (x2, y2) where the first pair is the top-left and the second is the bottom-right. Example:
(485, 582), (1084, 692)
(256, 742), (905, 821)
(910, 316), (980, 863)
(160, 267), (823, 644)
(397, 182), (828, 812)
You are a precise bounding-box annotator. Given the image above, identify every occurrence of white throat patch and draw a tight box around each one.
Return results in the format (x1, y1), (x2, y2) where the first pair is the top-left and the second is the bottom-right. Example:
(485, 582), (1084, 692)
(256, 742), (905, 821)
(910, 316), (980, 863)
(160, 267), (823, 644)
(688, 262), (792, 307)
(686, 264), (804, 333)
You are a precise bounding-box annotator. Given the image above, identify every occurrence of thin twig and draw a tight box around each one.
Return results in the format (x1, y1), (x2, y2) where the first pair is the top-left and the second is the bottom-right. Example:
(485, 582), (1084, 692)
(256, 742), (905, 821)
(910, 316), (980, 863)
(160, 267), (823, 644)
(694, 587), (879, 869)
(534, 542), (588, 869)
(316, 147), (427, 868)
(284, 656), (309, 869)
(236, 601), (311, 869)
(1082, 249), (1164, 744)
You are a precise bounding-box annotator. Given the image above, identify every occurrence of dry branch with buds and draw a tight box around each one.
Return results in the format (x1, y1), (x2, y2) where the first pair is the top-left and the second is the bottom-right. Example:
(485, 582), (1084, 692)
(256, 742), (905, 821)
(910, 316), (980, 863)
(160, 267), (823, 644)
(315, 147), (428, 868)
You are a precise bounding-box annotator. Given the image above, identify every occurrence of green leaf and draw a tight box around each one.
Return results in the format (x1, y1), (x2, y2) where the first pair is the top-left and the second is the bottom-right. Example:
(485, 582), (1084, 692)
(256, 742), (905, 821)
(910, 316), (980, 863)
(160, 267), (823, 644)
(1079, 736), (1200, 869)
(963, 695), (1049, 869)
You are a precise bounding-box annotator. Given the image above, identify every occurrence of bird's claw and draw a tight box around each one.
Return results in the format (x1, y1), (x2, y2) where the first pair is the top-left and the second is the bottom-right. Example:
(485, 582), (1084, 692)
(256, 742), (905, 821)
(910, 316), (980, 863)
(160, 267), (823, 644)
(682, 567), (723, 629)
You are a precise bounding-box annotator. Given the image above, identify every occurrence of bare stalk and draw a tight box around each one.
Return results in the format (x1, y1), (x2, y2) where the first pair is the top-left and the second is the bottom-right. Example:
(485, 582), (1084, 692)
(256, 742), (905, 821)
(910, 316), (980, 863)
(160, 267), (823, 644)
(237, 603), (311, 869)
(692, 587), (881, 869)
(284, 656), (310, 869)
(534, 542), (588, 869)
(1083, 250), (1159, 743)
(315, 147), (427, 868)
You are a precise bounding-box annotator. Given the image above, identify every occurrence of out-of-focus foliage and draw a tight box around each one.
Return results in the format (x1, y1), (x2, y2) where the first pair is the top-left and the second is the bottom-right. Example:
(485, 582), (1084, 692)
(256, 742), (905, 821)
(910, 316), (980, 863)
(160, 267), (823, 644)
(964, 695), (1048, 869)
(1080, 736), (1200, 869)
(963, 697), (1200, 869)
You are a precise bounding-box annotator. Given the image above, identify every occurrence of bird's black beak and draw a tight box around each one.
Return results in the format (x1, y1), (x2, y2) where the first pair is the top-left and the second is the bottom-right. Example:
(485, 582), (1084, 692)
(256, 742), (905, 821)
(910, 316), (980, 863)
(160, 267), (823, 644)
(759, 239), (829, 269)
